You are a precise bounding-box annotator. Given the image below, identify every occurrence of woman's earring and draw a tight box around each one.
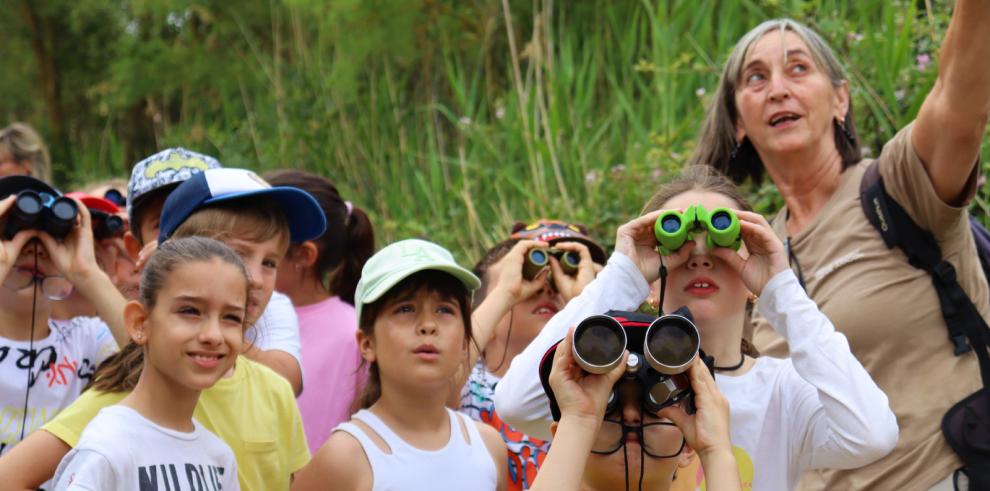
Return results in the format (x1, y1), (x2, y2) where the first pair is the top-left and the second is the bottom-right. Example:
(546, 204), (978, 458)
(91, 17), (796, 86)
(730, 140), (741, 160)
(836, 117), (855, 145)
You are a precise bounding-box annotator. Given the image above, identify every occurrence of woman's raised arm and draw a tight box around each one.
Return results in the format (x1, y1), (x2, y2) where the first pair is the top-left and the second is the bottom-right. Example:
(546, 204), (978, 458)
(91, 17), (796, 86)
(913, 0), (990, 205)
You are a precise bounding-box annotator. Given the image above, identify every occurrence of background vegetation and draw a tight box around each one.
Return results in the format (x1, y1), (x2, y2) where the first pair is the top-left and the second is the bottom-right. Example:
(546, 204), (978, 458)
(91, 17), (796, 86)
(1, 0), (985, 261)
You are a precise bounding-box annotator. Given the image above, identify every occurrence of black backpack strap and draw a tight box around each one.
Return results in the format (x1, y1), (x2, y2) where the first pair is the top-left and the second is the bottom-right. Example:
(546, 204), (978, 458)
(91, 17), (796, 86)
(860, 162), (990, 385)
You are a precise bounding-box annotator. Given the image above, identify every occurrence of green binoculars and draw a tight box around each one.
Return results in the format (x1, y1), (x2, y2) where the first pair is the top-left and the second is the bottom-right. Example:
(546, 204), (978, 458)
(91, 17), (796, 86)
(654, 204), (741, 255)
(523, 248), (580, 280)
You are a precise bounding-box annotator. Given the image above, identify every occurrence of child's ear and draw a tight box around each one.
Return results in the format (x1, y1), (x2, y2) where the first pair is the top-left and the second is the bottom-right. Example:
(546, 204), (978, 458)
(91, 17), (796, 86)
(294, 241), (319, 269)
(356, 329), (376, 363)
(678, 445), (697, 468)
(123, 300), (149, 345)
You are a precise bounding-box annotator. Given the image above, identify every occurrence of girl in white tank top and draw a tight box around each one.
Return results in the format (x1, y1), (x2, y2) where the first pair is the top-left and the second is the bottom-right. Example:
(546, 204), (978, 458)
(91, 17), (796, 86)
(292, 239), (507, 491)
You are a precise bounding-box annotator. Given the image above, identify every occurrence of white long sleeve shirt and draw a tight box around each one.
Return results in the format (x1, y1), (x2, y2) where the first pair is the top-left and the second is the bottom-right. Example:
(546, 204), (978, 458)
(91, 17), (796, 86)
(494, 252), (898, 490)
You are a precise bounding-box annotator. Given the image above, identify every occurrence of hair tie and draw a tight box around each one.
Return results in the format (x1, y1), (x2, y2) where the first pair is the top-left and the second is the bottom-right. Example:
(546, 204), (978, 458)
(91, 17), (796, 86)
(345, 201), (353, 217)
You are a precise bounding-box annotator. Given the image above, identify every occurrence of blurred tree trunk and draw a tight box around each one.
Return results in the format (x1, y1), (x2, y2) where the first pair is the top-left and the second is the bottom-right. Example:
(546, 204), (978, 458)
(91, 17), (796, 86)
(122, 100), (158, 169)
(18, 0), (69, 184)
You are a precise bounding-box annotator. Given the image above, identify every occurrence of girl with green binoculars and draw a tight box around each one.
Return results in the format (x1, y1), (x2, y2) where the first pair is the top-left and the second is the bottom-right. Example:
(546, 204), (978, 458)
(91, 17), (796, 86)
(654, 205), (741, 255)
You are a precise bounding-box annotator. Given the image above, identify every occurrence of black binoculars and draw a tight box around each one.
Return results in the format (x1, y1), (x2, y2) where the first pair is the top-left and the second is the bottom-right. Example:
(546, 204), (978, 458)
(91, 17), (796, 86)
(3, 190), (78, 240)
(572, 308), (704, 414)
(90, 210), (125, 241)
(522, 248), (580, 280)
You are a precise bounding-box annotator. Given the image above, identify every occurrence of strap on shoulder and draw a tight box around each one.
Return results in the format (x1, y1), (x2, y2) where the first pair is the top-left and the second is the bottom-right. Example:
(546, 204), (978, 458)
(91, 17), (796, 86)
(860, 162), (990, 375)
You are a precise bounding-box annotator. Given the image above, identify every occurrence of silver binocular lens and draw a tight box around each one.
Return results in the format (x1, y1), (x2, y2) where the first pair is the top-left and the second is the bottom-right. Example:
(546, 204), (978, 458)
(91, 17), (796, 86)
(644, 313), (700, 375)
(572, 315), (628, 374)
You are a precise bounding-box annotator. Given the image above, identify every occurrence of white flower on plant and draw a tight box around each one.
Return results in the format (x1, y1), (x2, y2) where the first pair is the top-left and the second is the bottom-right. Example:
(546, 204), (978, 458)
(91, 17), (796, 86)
(611, 164), (626, 175)
(894, 89), (906, 101)
(585, 170), (598, 183)
(695, 87), (706, 98)
(459, 116), (472, 126)
(651, 169), (663, 180)
(495, 107), (505, 120)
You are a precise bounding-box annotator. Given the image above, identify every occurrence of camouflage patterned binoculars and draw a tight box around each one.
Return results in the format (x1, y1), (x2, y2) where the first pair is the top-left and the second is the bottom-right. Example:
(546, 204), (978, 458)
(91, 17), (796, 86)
(654, 204), (741, 255)
(522, 248), (581, 280)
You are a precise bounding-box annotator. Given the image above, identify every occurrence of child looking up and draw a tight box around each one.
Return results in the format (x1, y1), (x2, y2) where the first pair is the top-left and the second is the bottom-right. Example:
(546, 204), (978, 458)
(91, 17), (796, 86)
(293, 239), (507, 491)
(496, 167), (898, 490)
(265, 169), (375, 452)
(457, 220), (605, 490)
(52, 237), (246, 490)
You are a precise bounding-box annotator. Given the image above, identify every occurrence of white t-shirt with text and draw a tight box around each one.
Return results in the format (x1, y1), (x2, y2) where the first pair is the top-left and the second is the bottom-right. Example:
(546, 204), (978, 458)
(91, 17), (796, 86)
(52, 405), (239, 490)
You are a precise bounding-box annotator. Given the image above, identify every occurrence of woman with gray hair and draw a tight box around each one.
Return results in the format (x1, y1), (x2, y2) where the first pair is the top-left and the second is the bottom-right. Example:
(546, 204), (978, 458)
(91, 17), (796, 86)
(690, 6), (990, 491)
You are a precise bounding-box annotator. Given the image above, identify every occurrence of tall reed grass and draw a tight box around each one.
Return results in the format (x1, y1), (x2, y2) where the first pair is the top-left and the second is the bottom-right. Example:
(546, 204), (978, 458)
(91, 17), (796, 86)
(68, 0), (982, 262)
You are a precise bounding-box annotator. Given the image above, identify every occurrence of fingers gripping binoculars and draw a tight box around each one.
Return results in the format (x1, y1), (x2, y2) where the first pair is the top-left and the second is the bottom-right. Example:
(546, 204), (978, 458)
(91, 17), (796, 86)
(654, 204), (741, 255)
(522, 248), (581, 280)
(3, 190), (79, 240)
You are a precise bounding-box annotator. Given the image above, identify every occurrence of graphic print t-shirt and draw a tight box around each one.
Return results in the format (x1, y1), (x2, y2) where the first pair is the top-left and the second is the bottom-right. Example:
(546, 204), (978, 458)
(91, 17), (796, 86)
(52, 405), (239, 490)
(460, 361), (548, 491)
(0, 317), (117, 455)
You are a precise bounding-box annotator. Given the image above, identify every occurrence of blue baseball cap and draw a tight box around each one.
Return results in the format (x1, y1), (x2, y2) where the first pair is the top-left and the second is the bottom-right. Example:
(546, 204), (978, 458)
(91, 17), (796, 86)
(158, 168), (327, 244)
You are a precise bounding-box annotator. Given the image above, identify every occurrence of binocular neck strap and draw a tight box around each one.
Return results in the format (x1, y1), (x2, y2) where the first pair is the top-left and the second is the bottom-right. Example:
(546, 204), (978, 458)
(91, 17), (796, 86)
(19, 246), (40, 442)
(657, 258), (668, 316)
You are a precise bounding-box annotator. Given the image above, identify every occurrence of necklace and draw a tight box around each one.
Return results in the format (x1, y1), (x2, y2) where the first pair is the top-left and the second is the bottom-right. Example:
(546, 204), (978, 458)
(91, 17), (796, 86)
(713, 353), (746, 372)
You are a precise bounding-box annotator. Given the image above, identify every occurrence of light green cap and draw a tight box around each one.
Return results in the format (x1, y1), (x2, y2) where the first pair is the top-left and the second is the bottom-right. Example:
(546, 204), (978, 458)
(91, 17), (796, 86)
(354, 239), (480, 322)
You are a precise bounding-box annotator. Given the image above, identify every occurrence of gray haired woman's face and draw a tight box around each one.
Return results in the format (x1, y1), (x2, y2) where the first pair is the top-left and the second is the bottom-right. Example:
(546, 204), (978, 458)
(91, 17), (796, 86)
(731, 30), (849, 164)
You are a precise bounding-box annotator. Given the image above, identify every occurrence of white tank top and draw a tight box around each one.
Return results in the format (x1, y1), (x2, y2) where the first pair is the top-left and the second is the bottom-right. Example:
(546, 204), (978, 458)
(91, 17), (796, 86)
(335, 408), (499, 491)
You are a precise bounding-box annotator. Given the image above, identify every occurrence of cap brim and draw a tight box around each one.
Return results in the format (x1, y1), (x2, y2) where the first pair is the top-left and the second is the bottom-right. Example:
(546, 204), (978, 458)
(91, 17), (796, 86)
(360, 262), (481, 308)
(0, 175), (60, 200)
(65, 193), (119, 214)
(203, 187), (328, 243)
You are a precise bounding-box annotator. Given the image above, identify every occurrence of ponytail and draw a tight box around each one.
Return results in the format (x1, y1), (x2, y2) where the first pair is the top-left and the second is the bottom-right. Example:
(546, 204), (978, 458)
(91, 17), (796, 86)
(330, 205), (374, 304)
(264, 170), (375, 305)
(86, 342), (144, 393)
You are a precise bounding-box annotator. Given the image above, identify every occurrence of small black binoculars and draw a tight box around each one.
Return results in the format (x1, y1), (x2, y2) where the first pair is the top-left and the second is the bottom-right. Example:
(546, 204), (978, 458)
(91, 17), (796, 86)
(572, 308), (704, 414)
(90, 210), (125, 241)
(523, 248), (580, 280)
(3, 190), (78, 240)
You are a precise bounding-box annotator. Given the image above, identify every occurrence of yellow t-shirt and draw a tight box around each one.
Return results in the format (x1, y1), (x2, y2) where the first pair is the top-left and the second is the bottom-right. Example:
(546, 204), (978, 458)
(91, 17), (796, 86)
(750, 123), (988, 490)
(43, 358), (310, 491)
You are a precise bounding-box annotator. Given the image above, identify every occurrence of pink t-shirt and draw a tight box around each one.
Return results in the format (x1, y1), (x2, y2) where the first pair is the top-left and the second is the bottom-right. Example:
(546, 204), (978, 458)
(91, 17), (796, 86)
(295, 295), (364, 453)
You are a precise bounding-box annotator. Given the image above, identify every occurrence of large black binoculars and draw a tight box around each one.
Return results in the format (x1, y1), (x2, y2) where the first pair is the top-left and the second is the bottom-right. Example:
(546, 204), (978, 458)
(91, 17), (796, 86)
(89, 210), (125, 241)
(572, 308), (704, 413)
(3, 190), (78, 240)
(522, 248), (581, 280)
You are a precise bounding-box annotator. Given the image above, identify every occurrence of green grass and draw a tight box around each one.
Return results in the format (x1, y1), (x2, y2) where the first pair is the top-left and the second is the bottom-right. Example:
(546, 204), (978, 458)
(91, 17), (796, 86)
(33, 0), (987, 263)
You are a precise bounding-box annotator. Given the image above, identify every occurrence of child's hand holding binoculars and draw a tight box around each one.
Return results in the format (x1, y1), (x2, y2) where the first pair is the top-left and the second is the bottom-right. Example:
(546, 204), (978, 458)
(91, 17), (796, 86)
(489, 239), (552, 304)
(549, 327), (628, 425)
(710, 210), (787, 296)
(546, 241), (597, 302)
(658, 358), (741, 491)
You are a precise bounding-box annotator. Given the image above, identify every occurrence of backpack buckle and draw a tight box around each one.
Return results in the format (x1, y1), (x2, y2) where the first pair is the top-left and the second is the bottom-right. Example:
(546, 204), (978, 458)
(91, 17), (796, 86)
(951, 333), (972, 356)
(934, 261), (957, 284)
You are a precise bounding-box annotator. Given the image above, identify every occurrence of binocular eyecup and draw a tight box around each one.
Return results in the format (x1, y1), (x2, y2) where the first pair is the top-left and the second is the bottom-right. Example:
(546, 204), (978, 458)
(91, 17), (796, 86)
(522, 247), (581, 280)
(654, 204), (741, 255)
(3, 190), (79, 241)
(571, 309), (702, 413)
